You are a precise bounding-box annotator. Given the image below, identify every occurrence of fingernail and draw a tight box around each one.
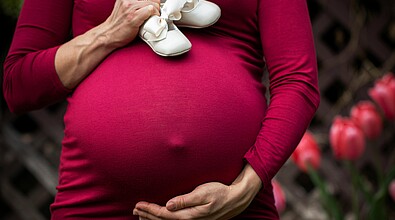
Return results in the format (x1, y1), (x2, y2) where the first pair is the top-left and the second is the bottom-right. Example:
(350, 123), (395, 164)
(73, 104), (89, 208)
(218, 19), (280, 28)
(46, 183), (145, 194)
(167, 201), (176, 211)
(132, 209), (138, 215)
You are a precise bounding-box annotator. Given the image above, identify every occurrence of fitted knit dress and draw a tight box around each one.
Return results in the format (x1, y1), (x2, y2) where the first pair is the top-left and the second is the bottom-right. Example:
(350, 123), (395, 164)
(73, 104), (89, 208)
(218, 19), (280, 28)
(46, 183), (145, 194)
(3, 0), (320, 219)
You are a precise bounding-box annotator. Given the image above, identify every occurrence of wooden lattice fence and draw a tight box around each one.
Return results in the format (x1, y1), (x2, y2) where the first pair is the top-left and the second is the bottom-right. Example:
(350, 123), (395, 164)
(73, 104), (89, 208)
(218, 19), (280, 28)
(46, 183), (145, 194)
(0, 0), (394, 219)
(277, 0), (395, 219)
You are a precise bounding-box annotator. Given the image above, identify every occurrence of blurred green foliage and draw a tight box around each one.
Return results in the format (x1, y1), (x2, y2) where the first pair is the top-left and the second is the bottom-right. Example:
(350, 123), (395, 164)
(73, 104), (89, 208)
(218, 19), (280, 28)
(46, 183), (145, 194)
(0, 0), (23, 17)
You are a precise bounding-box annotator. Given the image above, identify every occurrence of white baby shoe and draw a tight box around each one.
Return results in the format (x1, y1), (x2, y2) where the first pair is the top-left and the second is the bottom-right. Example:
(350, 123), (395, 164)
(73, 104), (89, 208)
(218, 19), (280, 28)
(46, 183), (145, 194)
(139, 0), (220, 56)
(139, 15), (192, 56)
(174, 0), (221, 28)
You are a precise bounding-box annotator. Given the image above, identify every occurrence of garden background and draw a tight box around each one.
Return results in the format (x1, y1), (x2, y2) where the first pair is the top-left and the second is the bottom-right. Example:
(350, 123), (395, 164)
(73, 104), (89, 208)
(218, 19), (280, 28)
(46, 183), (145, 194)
(0, 0), (394, 219)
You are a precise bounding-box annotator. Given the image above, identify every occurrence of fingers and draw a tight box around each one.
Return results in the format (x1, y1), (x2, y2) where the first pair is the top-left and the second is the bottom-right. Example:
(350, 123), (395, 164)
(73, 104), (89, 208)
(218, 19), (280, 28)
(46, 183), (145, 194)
(133, 4), (158, 24)
(141, 0), (161, 6)
(134, 0), (160, 13)
(135, 208), (161, 220)
(120, 0), (160, 16)
(143, 0), (161, 14)
(134, 201), (206, 220)
(166, 189), (209, 211)
(111, 0), (159, 22)
(133, 202), (170, 220)
(133, 183), (235, 219)
(126, 1), (160, 28)
(103, 0), (162, 48)
(134, 200), (216, 220)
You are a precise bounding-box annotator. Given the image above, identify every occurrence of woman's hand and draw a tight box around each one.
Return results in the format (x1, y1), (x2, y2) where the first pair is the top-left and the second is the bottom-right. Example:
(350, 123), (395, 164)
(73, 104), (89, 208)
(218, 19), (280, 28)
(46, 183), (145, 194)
(133, 164), (262, 220)
(100, 0), (161, 49)
(55, 0), (160, 89)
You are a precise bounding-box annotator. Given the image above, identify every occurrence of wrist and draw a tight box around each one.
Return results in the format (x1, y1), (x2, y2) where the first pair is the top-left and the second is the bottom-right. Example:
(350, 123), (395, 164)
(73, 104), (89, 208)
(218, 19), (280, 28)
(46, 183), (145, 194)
(229, 164), (262, 205)
(232, 164), (262, 188)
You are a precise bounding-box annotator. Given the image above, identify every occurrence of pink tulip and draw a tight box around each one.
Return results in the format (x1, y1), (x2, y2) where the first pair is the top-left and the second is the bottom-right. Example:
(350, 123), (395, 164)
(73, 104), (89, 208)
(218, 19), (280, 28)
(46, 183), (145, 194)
(350, 101), (382, 139)
(291, 131), (321, 172)
(368, 73), (395, 120)
(329, 116), (366, 160)
(272, 180), (286, 213)
(389, 180), (395, 202)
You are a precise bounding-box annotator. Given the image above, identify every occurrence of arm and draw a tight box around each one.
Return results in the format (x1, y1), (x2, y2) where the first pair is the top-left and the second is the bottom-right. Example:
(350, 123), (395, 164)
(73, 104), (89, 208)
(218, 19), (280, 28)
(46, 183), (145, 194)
(3, 0), (74, 113)
(133, 0), (320, 219)
(244, 0), (320, 189)
(3, 0), (159, 114)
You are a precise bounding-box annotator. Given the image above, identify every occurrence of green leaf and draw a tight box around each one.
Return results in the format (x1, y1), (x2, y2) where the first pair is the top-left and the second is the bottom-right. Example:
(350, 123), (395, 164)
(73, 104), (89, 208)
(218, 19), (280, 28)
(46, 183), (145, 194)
(307, 164), (344, 220)
(0, 0), (23, 17)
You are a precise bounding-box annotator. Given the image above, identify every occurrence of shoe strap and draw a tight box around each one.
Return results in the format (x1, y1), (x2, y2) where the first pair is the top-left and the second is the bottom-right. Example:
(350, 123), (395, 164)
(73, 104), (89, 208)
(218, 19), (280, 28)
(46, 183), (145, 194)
(161, 0), (187, 21)
(181, 0), (199, 12)
(140, 15), (168, 42)
(160, 0), (200, 14)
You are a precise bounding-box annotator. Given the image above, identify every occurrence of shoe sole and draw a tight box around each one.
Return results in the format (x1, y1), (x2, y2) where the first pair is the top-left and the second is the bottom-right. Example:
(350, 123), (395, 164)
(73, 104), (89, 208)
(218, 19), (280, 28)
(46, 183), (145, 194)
(140, 37), (191, 57)
(175, 14), (221, 29)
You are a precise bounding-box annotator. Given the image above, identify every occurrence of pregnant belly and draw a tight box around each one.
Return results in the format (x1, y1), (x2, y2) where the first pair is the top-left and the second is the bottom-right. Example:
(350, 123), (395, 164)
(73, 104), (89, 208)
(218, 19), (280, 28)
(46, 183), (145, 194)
(58, 42), (266, 216)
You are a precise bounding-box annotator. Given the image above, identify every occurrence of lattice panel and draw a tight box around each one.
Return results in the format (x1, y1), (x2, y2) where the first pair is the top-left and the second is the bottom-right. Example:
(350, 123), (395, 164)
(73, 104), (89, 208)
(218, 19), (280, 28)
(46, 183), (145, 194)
(1, 0), (394, 219)
(1, 102), (66, 220)
(276, 0), (395, 219)
(312, 0), (395, 127)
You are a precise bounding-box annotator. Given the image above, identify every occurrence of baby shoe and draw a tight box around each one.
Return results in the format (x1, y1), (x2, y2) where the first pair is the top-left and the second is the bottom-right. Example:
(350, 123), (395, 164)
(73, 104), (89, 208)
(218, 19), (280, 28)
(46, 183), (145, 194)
(160, 0), (187, 21)
(174, 0), (221, 28)
(139, 15), (191, 56)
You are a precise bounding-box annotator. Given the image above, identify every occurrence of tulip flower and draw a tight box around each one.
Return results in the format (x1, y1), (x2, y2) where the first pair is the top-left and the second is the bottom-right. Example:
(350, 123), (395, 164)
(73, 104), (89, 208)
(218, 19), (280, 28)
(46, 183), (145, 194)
(329, 116), (365, 160)
(291, 131), (321, 172)
(368, 73), (395, 120)
(350, 101), (382, 139)
(272, 180), (286, 213)
(390, 180), (395, 202)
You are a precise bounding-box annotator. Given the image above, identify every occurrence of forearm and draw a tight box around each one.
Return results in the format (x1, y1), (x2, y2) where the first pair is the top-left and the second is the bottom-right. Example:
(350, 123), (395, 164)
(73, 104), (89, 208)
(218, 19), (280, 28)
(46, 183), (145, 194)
(55, 2), (159, 89)
(244, 0), (320, 188)
(55, 23), (118, 89)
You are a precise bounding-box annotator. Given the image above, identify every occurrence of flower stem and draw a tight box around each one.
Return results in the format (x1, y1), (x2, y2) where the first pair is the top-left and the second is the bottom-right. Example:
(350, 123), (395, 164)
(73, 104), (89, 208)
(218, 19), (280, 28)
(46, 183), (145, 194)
(345, 161), (360, 220)
(369, 166), (395, 220)
(307, 164), (343, 220)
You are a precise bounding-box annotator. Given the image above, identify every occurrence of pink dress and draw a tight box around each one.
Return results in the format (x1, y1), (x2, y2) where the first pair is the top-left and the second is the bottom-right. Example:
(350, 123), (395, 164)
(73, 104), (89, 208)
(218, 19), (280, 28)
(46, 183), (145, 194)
(3, 0), (320, 219)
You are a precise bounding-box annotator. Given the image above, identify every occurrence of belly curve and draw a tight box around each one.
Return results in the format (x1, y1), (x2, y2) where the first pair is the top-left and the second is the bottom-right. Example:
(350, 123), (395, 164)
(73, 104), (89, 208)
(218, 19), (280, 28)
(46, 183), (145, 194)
(60, 36), (267, 208)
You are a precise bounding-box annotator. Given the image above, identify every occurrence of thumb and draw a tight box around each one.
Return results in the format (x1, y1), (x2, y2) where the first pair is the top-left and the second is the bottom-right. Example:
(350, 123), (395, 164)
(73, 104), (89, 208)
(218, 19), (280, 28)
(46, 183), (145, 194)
(166, 190), (208, 211)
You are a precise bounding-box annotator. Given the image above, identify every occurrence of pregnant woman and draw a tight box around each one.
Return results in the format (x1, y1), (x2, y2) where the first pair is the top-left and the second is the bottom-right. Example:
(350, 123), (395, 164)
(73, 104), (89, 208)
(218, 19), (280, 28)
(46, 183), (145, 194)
(3, 0), (320, 219)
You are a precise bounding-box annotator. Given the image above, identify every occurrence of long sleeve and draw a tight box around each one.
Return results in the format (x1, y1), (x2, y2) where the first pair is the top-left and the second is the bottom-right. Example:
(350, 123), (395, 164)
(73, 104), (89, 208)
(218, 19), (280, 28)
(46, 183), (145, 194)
(244, 0), (320, 188)
(3, 0), (74, 114)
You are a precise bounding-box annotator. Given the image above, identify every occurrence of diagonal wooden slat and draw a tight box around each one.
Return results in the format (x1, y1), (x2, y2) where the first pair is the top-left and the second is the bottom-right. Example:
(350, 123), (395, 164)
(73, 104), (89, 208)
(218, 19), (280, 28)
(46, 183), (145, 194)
(1, 179), (46, 220)
(2, 125), (58, 196)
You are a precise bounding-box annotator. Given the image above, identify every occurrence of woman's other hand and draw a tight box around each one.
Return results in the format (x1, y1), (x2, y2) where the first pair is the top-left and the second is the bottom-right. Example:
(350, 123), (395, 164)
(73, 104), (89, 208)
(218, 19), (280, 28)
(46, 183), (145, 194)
(101, 0), (160, 49)
(133, 164), (262, 220)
